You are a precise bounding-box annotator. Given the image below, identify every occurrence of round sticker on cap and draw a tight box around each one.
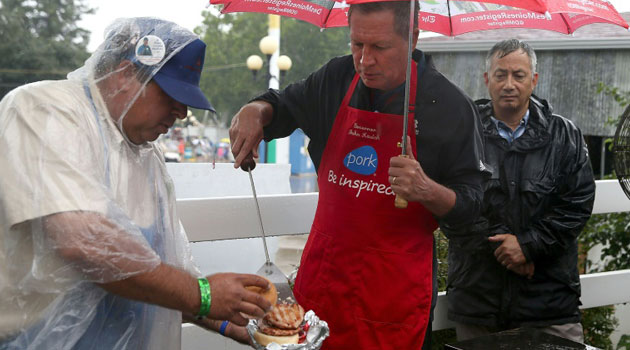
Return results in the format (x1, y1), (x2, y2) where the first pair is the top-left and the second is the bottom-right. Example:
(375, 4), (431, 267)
(135, 35), (165, 66)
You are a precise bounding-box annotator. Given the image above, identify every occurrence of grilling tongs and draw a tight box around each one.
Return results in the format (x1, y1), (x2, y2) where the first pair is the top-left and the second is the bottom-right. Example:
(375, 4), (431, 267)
(242, 159), (295, 303)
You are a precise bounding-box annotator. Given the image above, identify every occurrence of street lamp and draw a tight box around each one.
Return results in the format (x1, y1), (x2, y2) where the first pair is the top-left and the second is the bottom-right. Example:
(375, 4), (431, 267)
(277, 55), (292, 79)
(246, 54), (263, 79)
(259, 35), (278, 62)
(246, 36), (292, 86)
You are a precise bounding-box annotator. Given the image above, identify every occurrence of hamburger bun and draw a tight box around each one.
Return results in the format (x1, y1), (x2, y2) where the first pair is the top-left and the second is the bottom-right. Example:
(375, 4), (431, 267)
(241, 278), (278, 319)
(253, 330), (299, 346)
(245, 278), (278, 307)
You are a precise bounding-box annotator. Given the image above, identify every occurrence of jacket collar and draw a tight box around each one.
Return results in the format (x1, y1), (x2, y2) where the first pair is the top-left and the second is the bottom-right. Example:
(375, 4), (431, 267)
(477, 94), (552, 152)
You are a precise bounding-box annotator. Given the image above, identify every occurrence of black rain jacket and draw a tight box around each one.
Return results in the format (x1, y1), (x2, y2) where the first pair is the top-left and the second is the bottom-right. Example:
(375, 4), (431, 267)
(446, 95), (596, 328)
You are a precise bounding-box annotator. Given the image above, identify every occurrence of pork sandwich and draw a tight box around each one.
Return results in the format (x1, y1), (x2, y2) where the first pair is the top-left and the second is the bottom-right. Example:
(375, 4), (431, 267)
(254, 302), (305, 346)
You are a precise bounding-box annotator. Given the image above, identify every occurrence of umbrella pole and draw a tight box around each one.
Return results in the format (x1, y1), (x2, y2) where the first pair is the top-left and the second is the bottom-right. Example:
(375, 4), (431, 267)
(400, 0), (415, 157)
(394, 0), (416, 209)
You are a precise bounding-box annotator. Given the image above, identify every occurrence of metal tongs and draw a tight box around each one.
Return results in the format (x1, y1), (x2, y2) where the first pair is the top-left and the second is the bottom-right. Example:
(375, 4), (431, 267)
(242, 159), (295, 303)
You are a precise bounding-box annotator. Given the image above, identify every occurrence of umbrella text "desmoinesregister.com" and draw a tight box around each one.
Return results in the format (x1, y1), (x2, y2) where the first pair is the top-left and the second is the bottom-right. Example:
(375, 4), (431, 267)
(459, 11), (548, 24)
(245, 0), (324, 15)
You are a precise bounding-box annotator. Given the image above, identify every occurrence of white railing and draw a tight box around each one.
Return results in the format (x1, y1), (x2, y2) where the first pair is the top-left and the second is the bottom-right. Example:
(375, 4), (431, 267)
(174, 165), (630, 348)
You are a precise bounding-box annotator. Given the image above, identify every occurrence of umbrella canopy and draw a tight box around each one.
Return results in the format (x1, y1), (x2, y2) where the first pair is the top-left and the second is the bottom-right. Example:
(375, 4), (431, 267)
(416, 1), (630, 35)
(213, 0), (347, 28)
(212, 0), (547, 28)
(211, 0), (628, 33)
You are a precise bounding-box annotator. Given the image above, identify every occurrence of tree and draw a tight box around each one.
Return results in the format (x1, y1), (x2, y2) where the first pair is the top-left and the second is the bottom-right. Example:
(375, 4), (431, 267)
(197, 11), (349, 125)
(278, 17), (350, 90)
(0, 0), (93, 98)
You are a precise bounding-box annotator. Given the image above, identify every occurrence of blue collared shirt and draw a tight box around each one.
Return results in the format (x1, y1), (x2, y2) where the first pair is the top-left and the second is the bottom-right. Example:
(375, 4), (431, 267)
(491, 110), (530, 145)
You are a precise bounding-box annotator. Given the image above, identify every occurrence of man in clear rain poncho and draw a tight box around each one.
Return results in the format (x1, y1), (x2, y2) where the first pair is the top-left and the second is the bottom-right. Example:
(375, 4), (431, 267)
(0, 17), (272, 349)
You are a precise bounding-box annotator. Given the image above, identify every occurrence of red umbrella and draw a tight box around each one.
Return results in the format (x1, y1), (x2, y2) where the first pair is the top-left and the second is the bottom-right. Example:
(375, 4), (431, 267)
(212, 1), (546, 29)
(211, 0), (629, 33)
(415, 1), (629, 36)
(212, 0), (347, 28)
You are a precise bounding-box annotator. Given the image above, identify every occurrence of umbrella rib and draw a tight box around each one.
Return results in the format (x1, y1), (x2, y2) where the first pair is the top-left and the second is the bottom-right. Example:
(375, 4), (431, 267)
(447, 0), (453, 37)
(558, 13), (573, 35)
(320, 1), (335, 28)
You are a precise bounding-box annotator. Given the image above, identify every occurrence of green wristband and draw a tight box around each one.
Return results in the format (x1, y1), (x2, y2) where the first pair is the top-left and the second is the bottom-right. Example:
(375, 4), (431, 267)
(197, 278), (211, 319)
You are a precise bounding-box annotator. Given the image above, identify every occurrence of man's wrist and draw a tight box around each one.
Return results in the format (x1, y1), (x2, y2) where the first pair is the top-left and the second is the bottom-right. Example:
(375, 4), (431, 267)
(420, 180), (456, 217)
(186, 274), (202, 316)
(248, 101), (274, 127)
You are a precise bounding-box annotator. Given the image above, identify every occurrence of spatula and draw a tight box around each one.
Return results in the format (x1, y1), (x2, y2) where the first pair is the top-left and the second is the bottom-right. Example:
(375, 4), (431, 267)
(242, 159), (295, 303)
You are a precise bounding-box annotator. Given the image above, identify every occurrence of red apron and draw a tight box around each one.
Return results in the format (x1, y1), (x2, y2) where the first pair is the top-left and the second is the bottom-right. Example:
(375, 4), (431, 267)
(294, 64), (438, 350)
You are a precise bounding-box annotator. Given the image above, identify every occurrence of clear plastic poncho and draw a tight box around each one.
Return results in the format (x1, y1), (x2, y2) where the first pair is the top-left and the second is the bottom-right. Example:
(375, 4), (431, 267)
(0, 17), (201, 350)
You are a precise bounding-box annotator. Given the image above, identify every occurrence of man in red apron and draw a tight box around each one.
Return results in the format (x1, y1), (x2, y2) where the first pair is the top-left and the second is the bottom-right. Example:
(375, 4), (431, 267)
(230, 1), (485, 348)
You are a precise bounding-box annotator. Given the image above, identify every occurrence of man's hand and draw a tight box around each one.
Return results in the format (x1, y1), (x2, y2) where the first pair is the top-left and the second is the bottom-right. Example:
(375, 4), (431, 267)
(388, 137), (456, 217)
(489, 234), (527, 270)
(206, 273), (272, 326)
(229, 101), (273, 169)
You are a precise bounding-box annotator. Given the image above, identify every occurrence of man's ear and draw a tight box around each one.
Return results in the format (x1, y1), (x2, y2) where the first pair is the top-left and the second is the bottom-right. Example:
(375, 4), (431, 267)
(484, 72), (489, 87)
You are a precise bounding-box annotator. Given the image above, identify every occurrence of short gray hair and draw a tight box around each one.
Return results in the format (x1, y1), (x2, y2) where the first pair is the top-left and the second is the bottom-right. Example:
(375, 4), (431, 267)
(348, 1), (419, 40)
(485, 39), (537, 74)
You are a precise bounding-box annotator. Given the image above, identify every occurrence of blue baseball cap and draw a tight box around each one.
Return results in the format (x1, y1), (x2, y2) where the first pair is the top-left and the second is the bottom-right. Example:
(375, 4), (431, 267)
(153, 38), (215, 112)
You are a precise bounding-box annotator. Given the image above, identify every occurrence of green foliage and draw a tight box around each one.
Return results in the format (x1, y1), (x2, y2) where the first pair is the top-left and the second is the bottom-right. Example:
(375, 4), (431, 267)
(596, 82), (630, 127)
(582, 307), (619, 350)
(432, 230), (458, 349)
(580, 212), (630, 273)
(617, 334), (630, 350)
(577, 157), (630, 347)
(597, 82), (630, 109)
(0, 0), (93, 98)
(278, 19), (350, 90)
(197, 11), (349, 125)
(435, 230), (449, 292)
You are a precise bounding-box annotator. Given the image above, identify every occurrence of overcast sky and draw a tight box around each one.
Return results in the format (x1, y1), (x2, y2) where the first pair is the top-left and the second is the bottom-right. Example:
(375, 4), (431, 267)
(79, 0), (209, 52)
(79, 0), (630, 52)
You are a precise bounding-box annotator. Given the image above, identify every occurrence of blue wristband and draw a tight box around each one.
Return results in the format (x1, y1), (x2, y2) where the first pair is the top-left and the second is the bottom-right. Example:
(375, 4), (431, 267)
(219, 320), (229, 335)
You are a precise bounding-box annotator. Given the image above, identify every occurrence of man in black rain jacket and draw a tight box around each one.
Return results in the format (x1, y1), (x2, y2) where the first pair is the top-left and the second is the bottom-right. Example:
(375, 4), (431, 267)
(446, 39), (596, 343)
